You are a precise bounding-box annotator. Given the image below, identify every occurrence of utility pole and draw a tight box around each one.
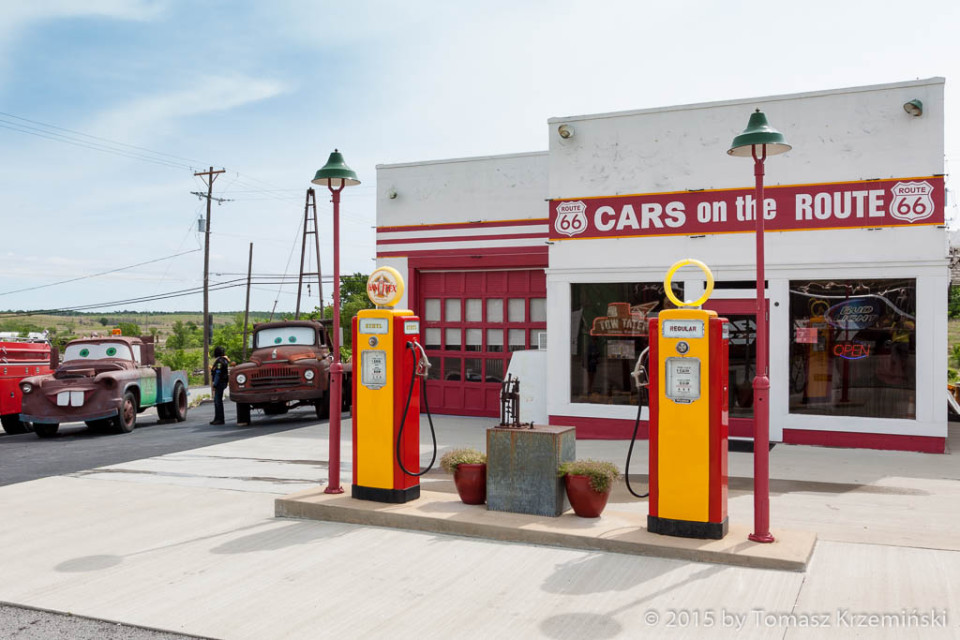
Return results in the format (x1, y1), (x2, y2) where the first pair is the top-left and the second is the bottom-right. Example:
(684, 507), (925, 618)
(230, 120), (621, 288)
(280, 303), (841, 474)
(242, 243), (253, 361)
(193, 166), (225, 386)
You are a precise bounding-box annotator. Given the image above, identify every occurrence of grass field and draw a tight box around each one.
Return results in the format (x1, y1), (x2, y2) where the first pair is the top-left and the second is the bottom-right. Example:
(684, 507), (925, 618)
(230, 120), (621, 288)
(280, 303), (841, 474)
(0, 311), (276, 341)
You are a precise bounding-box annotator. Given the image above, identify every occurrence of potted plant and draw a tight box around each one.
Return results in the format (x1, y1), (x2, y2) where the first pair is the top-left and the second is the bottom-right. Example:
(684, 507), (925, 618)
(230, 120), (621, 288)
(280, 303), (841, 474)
(440, 448), (487, 505)
(558, 459), (620, 518)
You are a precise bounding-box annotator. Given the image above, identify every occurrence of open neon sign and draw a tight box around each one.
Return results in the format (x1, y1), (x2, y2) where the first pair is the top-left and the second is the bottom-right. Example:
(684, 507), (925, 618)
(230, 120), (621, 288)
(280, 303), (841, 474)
(833, 341), (871, 360)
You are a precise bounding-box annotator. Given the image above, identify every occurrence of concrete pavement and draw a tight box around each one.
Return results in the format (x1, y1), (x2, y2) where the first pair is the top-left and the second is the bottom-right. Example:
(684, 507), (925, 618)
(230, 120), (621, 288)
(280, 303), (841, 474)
(1, 411), (958, 639)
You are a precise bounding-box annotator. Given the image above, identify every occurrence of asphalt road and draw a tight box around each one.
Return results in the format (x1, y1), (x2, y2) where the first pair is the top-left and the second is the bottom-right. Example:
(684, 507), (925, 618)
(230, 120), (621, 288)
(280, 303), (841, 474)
(0, 401), (325, 487)
(0, 604), (209, 640)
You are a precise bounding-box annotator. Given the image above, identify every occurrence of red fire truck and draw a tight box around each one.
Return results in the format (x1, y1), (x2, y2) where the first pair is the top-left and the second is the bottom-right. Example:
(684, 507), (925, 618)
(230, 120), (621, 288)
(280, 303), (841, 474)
(0, 337), (57, 434)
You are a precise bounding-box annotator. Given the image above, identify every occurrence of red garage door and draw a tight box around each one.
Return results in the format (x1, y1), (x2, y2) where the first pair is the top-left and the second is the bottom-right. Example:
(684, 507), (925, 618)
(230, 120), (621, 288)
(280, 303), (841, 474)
(419, 270), (546, 417)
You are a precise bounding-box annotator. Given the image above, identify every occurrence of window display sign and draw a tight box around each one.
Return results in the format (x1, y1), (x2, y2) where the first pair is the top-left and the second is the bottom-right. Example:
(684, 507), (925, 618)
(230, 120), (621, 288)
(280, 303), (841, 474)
(795, 327), (818, 344)
(549, 176), (944, 240)
(606, 340), (636, 360)
(589, 301), (658, 336)
(824, 298), (883, 330)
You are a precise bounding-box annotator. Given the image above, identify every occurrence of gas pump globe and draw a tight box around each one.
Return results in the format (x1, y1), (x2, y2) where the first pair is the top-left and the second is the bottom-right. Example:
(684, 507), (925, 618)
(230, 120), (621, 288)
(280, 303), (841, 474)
(647, 259), (730, 539)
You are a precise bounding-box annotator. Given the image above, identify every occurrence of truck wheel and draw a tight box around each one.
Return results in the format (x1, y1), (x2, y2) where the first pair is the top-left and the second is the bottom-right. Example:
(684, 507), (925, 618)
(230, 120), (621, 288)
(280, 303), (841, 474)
(1, 413), (28, 435)
(315, 392), (330, 420)
(263, 403), (288, 415)
(156, 403), (172, 420)
(115, 391), (138, 433)
(236, 402), (251, 425)
(34, 423), (59, 438)
(172, 382), (188, 422)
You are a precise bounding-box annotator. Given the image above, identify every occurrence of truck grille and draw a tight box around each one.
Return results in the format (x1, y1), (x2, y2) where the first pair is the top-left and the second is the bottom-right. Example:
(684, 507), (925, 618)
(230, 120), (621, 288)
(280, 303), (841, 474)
(250, 365), (301, 388)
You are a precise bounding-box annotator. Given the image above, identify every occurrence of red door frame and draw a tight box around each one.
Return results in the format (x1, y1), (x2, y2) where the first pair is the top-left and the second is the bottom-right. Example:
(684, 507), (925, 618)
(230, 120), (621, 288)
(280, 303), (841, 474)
(703, 298), (767, 439)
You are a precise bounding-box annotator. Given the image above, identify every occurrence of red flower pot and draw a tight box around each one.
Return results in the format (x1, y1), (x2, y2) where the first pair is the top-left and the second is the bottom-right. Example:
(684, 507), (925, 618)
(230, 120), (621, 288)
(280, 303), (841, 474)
(453, 463), (487, 505)
(564, 474), (611, 518)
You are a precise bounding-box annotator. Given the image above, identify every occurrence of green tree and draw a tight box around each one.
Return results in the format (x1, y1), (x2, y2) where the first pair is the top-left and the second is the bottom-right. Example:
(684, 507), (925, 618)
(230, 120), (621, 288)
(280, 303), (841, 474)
(211, 314), (255, 364)
(116, 322), (140, 337)
(98, 317), (110, 327)
(157, 349), (203, 384)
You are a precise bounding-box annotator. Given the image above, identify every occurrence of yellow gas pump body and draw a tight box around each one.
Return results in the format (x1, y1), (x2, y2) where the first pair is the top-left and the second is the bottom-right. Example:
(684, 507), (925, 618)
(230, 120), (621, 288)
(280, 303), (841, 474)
(351, 267), (422, 504)
(648, 260), (729, 539)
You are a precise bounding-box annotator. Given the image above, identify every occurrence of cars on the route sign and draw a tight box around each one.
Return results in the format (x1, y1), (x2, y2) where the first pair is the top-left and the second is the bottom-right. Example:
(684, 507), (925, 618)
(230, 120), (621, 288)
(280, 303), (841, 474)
(18, 336), (189, 438)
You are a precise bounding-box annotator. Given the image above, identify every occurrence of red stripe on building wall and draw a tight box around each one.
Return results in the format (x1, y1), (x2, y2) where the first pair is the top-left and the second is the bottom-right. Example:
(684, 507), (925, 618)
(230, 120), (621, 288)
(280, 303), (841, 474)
(548, 415), (647, 440)
(377, 231), (547, 245)
(379, 246), (549, 260)
(378, 218), (548, 233)
(782, 428), (946, 453)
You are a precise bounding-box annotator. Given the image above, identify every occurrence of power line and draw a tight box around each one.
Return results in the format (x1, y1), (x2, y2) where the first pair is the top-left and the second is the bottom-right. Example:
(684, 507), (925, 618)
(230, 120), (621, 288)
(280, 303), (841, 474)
(0, 249), (202, 297)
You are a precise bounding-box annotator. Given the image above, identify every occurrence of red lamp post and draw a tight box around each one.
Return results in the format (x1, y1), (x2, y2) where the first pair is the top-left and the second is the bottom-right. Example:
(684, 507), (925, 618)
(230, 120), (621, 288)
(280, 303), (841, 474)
(727, 110), (791, 543)
(312, 149), (360, 494)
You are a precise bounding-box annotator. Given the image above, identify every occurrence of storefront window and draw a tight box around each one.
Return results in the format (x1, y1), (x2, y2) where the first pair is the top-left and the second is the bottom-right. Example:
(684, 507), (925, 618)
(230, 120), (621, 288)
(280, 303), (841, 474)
(789, 279), (916, 419)
(570, 282), (681, 405)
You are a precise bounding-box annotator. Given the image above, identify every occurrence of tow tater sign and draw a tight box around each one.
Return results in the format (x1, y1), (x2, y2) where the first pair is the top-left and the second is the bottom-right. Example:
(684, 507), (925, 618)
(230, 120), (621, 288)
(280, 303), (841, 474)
(549, 176), (944, 240)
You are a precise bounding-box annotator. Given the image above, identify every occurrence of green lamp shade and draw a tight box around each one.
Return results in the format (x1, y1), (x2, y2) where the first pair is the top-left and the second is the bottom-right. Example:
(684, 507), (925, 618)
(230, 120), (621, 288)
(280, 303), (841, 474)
(727, 109), (791, 157)
(312, 149), (360, 187)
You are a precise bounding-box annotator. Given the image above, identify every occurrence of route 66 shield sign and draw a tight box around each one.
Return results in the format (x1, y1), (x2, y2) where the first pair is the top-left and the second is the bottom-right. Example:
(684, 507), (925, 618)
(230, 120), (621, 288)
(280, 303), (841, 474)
(554, 200), (588, 237)
(890, 181), (934, 223)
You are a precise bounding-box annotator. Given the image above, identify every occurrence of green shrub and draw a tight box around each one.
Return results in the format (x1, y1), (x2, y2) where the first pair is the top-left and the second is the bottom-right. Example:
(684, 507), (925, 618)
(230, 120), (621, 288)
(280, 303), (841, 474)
(439, 448), (486, 473)
(558, 459), (620, 493)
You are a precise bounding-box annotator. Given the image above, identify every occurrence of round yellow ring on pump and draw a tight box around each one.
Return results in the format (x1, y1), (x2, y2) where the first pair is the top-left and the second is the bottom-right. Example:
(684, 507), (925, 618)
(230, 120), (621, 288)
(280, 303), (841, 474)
(366, 266), (405, 308)
(663, 259), (714, 308)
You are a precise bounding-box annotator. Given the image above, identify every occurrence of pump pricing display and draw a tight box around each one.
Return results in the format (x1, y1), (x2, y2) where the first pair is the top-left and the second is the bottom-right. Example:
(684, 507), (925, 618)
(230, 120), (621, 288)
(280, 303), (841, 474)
(358, 318), (389, 335)
(664, 357), (700, 403)
(361, 350), (388, 389)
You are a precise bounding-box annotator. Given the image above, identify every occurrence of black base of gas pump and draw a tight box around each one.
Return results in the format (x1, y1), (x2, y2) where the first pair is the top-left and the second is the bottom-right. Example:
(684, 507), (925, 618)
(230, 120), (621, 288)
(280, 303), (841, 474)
(352, 484), (420, 504)
(648, 515), (728, 540)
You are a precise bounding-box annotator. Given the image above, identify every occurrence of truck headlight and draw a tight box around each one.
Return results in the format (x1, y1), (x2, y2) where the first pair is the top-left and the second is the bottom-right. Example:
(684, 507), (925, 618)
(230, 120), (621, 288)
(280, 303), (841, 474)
(304, 369), (315, 381)
(20, 383), (32, 394)
(236, 374), (247, 385)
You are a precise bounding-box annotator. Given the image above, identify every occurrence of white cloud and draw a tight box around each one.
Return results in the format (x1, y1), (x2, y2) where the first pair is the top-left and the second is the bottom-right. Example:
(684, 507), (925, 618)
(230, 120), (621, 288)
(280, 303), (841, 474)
(86, 75), (288, 143)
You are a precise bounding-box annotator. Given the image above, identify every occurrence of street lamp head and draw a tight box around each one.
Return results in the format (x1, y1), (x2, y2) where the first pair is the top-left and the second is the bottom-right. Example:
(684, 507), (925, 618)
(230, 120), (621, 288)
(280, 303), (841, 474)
(727, 109), (791, 157)
(312, 149), (361, 188)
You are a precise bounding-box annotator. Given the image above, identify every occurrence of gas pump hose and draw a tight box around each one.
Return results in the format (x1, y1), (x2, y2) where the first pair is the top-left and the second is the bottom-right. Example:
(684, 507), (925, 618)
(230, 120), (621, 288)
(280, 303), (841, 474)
(624, 401), (649, 498)
(395, 341), (438, 477)
(625, 346), (649, 499)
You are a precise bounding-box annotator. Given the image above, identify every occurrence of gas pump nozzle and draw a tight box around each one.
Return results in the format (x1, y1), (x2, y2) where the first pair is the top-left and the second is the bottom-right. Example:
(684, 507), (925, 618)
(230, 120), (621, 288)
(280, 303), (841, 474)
(631, 347), (650, 389)
(409, 340), (431, 378)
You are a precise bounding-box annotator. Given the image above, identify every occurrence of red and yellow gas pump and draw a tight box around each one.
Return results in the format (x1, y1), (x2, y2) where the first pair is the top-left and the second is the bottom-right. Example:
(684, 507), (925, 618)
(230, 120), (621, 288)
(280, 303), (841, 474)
(647, 259), (729, 539)
(351, 267), (433, 503)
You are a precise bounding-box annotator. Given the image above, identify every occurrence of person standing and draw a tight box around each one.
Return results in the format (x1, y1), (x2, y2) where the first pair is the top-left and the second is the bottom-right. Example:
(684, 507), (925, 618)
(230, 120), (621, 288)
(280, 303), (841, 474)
(210, 345), (229, 425)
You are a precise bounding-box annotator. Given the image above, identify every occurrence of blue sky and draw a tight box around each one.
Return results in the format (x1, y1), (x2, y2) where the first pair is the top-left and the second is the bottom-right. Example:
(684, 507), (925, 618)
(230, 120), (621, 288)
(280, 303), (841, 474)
(2, 0), (958, 314)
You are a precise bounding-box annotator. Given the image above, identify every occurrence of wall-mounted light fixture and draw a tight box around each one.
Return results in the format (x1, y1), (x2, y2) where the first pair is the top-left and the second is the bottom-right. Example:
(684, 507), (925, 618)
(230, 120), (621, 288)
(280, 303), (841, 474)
(903, 99), (923, 117)
(558, 124), (574, 139)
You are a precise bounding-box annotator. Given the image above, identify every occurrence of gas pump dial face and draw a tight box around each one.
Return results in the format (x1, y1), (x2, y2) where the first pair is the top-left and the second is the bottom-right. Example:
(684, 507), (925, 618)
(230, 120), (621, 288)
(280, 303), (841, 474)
(664, 357), (701, 403)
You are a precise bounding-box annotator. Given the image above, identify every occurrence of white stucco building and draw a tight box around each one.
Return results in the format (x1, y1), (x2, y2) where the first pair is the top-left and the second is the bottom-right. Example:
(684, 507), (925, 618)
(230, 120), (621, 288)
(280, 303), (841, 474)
(376, 78), (948, 453)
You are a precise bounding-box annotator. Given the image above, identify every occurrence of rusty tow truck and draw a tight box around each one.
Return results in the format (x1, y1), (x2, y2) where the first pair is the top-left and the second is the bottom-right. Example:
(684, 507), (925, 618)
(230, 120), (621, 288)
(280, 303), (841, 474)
(19, 336), (189, 438)
(229, 319), (351, 425)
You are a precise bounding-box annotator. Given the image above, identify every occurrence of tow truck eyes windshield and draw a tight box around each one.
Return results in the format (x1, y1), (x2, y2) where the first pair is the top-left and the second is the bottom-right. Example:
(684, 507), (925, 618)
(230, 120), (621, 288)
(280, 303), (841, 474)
(63, 343), (132, 361)
(255, 327), (317, 348)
